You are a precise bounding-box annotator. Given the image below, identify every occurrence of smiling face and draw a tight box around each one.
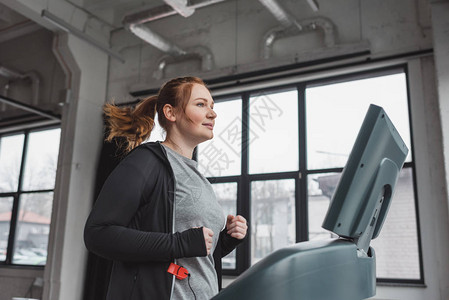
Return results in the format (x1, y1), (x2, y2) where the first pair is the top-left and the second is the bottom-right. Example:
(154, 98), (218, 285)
(176, 83), (217, 145)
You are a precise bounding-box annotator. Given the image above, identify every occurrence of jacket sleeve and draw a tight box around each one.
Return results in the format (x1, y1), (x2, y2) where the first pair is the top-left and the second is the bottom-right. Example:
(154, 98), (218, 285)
(84, 147), (207, 262)
(213, 229), (246, 290)
(218, 229), (245, 258)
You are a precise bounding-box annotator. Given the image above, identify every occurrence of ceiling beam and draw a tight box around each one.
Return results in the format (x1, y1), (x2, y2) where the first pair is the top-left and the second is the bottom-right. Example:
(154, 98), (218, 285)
(0, 20), (41, 44)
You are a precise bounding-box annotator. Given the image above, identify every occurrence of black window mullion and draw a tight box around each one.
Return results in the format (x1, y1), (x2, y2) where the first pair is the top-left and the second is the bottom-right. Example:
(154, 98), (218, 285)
(297, 83), (308, 242)
(411, 162), (425, 284)
(18, 189), (55, 194)
(248, 171), (298, 181)
(4, 193), (18, 265)
(405, 64), (425, 284)
(238, 92), (250, 272)
(6, 130), (29, 264)
(307, 167), (344, 174)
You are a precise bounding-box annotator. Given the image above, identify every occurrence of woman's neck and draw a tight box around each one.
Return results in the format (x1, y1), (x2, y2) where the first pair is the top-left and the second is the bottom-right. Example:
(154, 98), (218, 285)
(162, 137), (195, 159)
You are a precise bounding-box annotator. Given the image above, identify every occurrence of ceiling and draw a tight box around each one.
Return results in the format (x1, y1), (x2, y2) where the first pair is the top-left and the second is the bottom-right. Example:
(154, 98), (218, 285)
(0, 2), (42, 44)
(0, 2), (28, 31)
(0, 0), (434, 133)
(0, 0), (215, 42)
(79, 0), (167, 28)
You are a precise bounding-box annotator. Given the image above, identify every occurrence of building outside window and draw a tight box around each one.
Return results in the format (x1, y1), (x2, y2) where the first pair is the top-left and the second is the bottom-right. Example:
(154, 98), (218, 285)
(0, 127), (61, 266)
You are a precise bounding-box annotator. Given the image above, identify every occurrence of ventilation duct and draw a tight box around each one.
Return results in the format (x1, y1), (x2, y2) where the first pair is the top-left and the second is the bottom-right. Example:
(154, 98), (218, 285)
(128, 24), (187, 57)
(123, 0), (223, 79)
(262, 17), (336, 59)
(306, 0), (320, 12)
(258, 0), (336, 59)
(0, 65), (40, 106)
(258, 0), (302, 29)
(164, 0), (195, 17)
(122, 0), (226, 25)
(153, 46), (214, 80)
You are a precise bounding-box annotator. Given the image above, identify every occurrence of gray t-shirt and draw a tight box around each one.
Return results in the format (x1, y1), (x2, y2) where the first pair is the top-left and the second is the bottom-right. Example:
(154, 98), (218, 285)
(162, 145), (226, 300)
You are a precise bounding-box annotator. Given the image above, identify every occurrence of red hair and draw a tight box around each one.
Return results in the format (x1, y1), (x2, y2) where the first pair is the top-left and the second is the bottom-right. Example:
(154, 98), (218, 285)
(104, 76), (207, 153)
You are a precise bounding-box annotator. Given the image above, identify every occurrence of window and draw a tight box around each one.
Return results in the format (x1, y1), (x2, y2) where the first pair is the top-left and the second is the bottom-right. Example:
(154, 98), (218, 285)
(251, 179), (295, 264)
(0, 127), (61, 266)
(199, 97), (242, 177)
(248, 90), (298, 174)
(305, 72), (421, 281)
(197, 66), (423, 283)
(212, 182), (238, 269)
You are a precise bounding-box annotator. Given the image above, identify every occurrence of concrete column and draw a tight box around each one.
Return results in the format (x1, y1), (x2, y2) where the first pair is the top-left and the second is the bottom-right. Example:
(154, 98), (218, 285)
(41, 33), (108, 300)
(38, 10), (108, 300)
(431, 0), (449, 215)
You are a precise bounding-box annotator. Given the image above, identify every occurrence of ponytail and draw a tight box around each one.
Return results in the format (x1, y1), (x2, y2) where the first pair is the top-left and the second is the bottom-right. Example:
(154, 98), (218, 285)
(104, 76), (207, 154)
(104, 96), (158, 153)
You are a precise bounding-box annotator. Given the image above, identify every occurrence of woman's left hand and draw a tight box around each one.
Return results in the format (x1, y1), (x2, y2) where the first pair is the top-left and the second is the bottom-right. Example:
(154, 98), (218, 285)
(226, 215), (248, 240)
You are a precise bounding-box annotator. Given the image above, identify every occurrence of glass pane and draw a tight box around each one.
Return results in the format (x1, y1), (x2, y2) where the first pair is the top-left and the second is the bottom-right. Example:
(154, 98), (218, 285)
(307, 173), (341, 241)
(251, 179), (295, 265)
(212, 182), (237, 269)
(0, 197), (14, 261)
(371, 168), (420, 279)
(0, 134), (24, 193)
(22, 129), (61, 191)
(198, 98), (242, 177)
(13, 192), (53, 265)
(306, 72), (412, 170)
(249, 90), (299, 174)
(308, 168), (420, 279)
(147, 113), (166, 142)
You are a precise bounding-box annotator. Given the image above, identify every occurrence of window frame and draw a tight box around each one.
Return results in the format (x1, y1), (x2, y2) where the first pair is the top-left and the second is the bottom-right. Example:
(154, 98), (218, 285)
(0, 124), (60, 268)
(202, 64), (424, 284)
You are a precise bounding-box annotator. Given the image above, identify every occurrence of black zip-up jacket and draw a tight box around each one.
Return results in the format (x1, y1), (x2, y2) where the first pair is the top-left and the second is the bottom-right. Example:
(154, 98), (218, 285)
(84, 142), (243, 300)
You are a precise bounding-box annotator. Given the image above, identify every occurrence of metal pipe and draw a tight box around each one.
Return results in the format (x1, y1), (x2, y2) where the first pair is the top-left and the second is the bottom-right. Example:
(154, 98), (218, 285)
(0, 119), (61, 134)
(261, 17), (337, 59)
(128, 24), (187, 57)
(258, 0), (302, 30)
(123, 1), (220, 79)
(122, 0), (227, 25)
(258, 0), (336, 59)
(0, 94), (60, 121)
(258, 0), (293, 28)
(153, 46), (214, 79)
(1, 83), (9, 112)
(24, 71), (40, 106)
(306, 0), (320, 12)
(164, 0), (195, 17)
(312, 17), (336, 47)
(0, 66), (23, 79)
(0, 66), (40, 107)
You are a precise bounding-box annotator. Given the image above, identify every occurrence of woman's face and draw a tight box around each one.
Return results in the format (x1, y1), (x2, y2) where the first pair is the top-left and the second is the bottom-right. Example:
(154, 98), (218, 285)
(177, 83), (217, 144)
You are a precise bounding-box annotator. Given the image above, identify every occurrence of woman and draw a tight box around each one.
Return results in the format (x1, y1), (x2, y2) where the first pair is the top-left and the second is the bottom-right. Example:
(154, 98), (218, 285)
(84, 77), (248, 300)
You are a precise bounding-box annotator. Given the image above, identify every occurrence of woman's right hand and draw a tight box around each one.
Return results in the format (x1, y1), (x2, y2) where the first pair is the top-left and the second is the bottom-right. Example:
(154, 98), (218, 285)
(202, 227), (214, 255)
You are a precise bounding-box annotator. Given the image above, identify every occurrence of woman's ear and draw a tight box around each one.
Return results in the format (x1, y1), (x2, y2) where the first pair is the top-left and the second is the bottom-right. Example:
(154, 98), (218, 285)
(163, 104), (176, 122)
